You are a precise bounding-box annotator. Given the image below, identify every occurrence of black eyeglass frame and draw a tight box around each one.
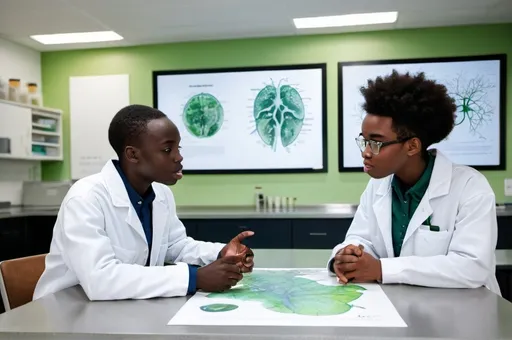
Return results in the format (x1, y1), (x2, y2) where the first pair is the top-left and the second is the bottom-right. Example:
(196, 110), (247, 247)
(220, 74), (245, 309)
(355, 134), (415, 155)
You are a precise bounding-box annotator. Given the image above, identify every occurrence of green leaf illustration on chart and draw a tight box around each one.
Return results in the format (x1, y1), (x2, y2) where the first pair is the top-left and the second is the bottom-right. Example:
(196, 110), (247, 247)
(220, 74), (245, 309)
(206, 271), (365, 316)
(199, 303), (239, 312)
(183, 93), (224, 138)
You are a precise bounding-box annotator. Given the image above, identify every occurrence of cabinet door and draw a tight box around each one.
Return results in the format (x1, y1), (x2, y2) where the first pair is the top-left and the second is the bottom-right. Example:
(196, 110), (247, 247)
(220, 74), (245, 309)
(0, 102), (31, 159)
(196, 219), (292, 249)
(292, 219), (352, 249)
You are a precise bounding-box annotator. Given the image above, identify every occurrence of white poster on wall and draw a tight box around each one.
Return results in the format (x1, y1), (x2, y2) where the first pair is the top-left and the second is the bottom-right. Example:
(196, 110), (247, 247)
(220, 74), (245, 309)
(154, 65), (326, 173)
(69, 74), (130, 179)
(339, 55), (505, 171)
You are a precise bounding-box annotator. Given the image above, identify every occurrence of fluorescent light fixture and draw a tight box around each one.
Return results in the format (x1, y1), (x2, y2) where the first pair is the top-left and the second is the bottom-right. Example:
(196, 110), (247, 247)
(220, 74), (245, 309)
(30, 31), (123, 45)
(293, 11), (398, 29)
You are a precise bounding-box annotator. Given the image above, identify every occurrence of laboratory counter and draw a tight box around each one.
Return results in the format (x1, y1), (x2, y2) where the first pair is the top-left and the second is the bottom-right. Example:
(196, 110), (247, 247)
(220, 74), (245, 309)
(0, 249), (511, 340)
(1, 203), (512, 219)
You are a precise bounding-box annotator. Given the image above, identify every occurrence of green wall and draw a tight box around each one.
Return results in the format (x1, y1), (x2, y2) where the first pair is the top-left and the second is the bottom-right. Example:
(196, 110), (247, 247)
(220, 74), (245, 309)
(40, 24), (512, 206)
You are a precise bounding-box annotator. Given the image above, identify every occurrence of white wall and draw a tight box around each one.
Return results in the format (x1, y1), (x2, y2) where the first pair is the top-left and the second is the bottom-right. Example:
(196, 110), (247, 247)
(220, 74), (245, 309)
(0, 37), (41, 90)
(0, 37), (41, 205)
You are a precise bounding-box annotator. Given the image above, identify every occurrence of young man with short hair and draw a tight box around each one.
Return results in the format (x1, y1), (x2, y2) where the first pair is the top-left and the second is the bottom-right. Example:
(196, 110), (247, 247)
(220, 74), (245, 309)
(34, 104), (254, 301)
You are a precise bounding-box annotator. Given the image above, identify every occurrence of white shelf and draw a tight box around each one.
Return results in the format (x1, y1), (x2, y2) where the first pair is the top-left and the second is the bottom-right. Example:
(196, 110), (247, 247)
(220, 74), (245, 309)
(29, 155), (63, 161)
(0, 98), (62, 114)
(32, 142), (60, 147)
(32, 110), (60, 120)
(32, 122), (53, 129)
(0, 99), (63, 162)
(32, 130), (60, 137)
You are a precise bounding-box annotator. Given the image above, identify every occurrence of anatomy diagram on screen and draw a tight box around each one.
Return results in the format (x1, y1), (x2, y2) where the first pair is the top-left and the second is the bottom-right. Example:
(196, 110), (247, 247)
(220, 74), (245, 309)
(445, 74), (496, 139)
(183, 93), (224, 138)
(252, 79), (306, 152)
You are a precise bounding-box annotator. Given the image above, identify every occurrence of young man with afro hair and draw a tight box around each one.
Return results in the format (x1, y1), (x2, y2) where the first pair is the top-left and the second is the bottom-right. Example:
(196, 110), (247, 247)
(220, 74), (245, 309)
(328, 70), (500, 295)
(34, 104), (254, 301)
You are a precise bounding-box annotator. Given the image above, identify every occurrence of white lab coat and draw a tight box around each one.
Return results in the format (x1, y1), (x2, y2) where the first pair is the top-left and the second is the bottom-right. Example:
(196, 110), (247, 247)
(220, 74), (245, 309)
(328, 150), (501, 295)
(33, 161), (224, 301)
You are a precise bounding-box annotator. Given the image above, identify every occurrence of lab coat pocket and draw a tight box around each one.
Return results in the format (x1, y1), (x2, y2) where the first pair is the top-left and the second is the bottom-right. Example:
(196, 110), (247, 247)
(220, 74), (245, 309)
(413, 226), (452, 257)
(111, 245), (137, 263)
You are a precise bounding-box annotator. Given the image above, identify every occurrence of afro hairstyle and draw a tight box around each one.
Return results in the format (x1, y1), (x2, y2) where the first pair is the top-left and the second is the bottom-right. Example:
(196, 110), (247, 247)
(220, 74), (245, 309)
(360, 69), (457, 149)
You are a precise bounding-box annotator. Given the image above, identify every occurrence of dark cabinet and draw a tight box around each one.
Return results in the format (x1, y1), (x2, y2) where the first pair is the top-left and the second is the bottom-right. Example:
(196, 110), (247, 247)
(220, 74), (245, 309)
(293, 219), (351, 249)
(497, 216), (512, 249)
(181, 219), (198, 239)
(0, 218), (26, 261)
(195, 219), (292, 249)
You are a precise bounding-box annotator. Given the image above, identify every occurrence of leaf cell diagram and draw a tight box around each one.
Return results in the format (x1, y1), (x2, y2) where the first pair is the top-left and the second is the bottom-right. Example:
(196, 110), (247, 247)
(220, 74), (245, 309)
(206, 270), (365, 316)
(183, 93), (224, 138)
(446, 74), (496, 137)
(253, 80), (305, 151)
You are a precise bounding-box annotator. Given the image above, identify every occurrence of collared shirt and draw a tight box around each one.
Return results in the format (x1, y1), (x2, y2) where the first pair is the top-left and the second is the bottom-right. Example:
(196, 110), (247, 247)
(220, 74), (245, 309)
(112, 160), (197, 294)
(391, 152), (436, 257)
(113, 160), (155, 265)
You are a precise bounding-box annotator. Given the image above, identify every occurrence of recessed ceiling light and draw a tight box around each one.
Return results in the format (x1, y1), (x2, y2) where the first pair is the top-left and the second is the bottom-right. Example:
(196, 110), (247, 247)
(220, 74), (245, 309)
(293, 11), (398, 29)
(30, 31), (123, 45)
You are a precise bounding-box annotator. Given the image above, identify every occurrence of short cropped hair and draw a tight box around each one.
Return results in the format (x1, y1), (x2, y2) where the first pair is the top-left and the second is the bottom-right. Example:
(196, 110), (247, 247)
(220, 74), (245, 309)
(108, 104), (166, 156)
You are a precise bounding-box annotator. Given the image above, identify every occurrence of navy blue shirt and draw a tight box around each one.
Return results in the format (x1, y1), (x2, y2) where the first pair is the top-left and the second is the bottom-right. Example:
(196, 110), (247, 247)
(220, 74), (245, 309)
(113, 160), (197, 294)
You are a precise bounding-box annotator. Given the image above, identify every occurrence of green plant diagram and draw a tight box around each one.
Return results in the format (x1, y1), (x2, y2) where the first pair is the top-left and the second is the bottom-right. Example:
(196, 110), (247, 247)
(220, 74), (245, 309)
(253, 80), (305, 151)
(183, 93), (224, 138)
(205, 270), (365, 316)
(200, 303), (239, 312)
(446, 74), (496, 138)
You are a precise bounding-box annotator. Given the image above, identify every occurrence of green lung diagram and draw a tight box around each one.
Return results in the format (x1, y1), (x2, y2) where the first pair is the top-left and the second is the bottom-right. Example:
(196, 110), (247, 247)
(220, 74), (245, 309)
(183, 93), (224, 138)
(253, 81), (305, 151)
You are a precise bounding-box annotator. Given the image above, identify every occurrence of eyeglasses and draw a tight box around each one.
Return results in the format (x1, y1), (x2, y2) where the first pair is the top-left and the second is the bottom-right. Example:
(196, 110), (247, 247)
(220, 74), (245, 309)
(355, 134), (413, 155)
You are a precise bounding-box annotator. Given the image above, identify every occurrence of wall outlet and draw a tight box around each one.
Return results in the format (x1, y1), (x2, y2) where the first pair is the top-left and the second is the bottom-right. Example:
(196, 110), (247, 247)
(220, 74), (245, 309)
(505, 179), (512, 197)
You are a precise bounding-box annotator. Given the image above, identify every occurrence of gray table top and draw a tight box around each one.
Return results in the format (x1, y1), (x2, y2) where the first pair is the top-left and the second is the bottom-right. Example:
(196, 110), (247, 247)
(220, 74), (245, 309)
(1, 249), (512, 340)
(1, 203), (512, 220)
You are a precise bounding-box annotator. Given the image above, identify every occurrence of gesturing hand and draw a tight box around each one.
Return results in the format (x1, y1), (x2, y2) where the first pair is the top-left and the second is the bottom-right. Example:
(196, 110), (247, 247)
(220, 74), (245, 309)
(334, 244), (382, 284)
(220, 230), (255, 273)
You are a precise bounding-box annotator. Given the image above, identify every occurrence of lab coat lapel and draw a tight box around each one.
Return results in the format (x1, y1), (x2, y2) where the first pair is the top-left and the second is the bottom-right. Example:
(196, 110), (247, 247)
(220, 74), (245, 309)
(101, 160), (147, 243)
(402, 150), (452, 245)
(149, 189), (168, 266)
(124, 206), (147, 242)
(373, 178), (394, 258)
(403, 196), (433, 244)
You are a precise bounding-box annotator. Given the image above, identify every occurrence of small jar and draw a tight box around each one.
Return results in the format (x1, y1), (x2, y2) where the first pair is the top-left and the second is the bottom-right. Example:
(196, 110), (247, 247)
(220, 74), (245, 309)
(27, 83), (41, 106)
(8, 78), (20, 102)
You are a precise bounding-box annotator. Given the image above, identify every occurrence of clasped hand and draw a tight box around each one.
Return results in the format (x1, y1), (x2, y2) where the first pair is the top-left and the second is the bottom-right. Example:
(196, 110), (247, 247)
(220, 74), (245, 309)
(333, 244), (382, 284)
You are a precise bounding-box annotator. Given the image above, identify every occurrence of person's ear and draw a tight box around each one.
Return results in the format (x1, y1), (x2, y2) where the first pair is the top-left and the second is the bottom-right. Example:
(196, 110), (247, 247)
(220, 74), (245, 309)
(124, 146), (140, 164)
(406, 137), (422, 156)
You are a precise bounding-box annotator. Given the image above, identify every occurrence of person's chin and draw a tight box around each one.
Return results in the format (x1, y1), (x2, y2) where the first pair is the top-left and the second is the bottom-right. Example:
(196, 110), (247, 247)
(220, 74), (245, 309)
(160, 175), (181, 186)
(366, 170), (388, 179)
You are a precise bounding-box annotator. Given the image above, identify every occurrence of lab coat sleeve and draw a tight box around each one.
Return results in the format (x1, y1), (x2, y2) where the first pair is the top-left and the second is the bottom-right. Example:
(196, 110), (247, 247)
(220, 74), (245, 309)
(380, 192), (497, 289)
(327, 181), (379, 275)
(60, 196), (191, 301)
(164, 212), (225, 266)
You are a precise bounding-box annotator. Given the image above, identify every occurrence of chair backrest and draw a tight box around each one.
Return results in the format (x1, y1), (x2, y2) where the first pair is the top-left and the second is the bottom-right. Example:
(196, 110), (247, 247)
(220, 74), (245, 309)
(0, 254), (46, 311)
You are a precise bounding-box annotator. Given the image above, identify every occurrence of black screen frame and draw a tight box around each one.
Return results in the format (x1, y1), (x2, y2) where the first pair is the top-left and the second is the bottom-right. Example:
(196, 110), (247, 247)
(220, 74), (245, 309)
(337, 54), (507, 172)
(153, 63), (328, 174)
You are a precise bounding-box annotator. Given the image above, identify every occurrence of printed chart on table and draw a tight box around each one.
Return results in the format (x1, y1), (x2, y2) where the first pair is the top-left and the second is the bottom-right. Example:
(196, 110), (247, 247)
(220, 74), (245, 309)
(168, 268), (407, 327)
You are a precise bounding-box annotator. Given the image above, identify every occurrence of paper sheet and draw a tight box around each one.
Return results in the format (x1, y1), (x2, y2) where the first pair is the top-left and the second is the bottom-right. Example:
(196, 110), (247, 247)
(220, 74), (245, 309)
(168, 268), (407, 327)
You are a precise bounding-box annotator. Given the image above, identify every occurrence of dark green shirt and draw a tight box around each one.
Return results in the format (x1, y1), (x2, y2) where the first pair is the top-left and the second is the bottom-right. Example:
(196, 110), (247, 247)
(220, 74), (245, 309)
(391, 153), (435, 257)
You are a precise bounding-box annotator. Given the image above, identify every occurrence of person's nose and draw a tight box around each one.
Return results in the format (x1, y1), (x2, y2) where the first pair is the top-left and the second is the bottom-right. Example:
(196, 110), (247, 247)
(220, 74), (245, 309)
(361, 144), (373, 159)
(175, 149), (184, 163)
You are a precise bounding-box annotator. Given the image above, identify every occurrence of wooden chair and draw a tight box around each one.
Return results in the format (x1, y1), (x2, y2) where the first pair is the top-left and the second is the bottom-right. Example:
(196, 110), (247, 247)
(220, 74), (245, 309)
(0, 254), (46, 311)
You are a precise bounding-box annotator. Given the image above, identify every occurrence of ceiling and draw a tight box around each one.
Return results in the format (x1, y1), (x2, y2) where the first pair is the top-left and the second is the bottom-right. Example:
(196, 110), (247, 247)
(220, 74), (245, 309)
(0, 0), (511, 51)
